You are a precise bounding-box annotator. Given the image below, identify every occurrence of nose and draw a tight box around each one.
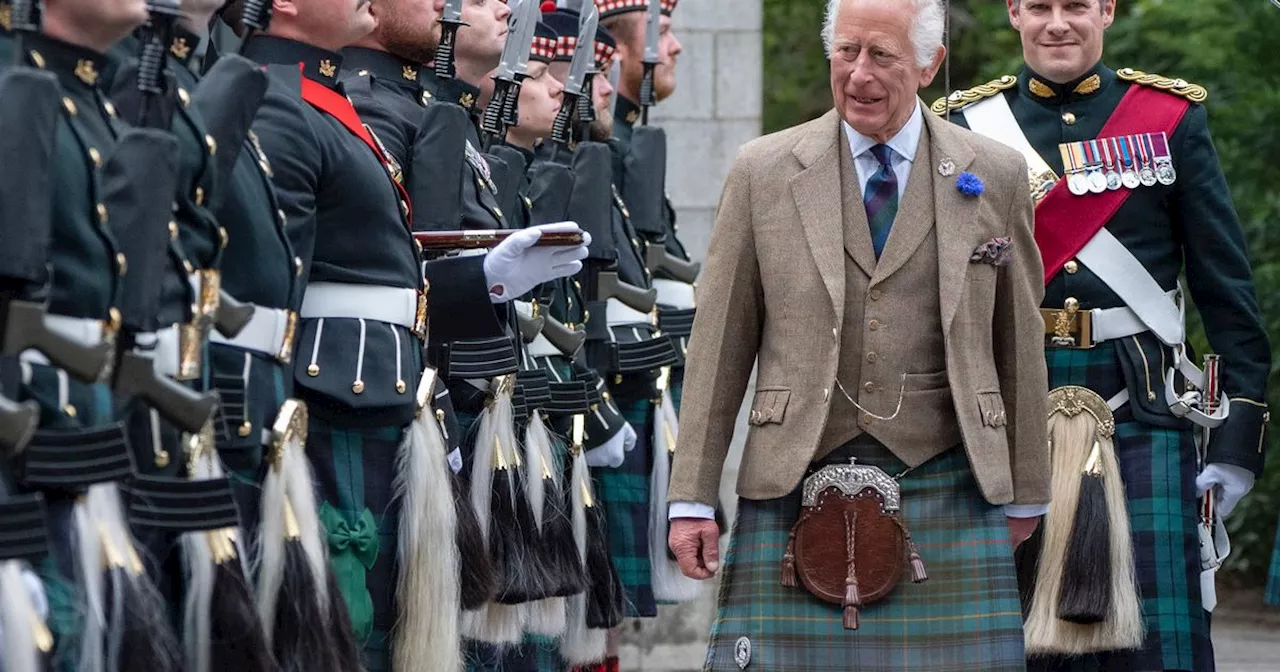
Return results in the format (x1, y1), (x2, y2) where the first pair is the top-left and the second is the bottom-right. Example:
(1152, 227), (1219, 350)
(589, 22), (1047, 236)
(495, 0), (511, 21)
(846, 51), (877, 87)
(669, 32), (683, 57)
(1047, 7), (1070, 35)
(595, 74), (614, 98)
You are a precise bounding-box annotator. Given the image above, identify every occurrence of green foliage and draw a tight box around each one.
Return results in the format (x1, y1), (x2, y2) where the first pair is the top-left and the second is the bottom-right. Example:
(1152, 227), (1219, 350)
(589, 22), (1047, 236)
(765, 0), (1280, 582)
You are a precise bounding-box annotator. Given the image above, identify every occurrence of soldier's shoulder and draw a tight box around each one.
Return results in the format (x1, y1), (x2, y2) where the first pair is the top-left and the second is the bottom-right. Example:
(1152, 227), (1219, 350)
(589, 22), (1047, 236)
(1115, 67), (1208, 103)
(929, 75), (1018, 116)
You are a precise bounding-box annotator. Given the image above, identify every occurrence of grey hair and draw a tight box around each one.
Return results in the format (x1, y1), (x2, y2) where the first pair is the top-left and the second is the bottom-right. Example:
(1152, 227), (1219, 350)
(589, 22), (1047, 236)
(822, 0), (946, 68)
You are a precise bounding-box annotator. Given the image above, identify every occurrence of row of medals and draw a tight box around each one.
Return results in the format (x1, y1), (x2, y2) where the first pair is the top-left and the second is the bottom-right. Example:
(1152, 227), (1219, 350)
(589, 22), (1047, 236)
(1057, 131), (1177, 196)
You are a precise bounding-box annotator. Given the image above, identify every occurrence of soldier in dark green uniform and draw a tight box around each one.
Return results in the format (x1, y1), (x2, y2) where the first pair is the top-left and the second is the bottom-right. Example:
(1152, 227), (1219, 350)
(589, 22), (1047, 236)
(0, 0), (187, 668)
(935, 1), (1270, 671)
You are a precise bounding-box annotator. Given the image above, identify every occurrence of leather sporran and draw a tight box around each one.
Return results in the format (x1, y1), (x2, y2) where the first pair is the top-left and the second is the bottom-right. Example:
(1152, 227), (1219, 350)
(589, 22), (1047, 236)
(780, 459), (928, 630)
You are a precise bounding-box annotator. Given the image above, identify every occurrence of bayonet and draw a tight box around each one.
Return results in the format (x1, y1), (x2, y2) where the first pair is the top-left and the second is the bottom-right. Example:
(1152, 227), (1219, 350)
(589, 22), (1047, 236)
(483, 0), (539, 142)
(238, 0), (274, 52)
(433, 0), (467, 80)
(500, 0), (541, 130)
(638, 0), (661, 122)
(136, 1), (183, 128)
(550, 4), (599, 149)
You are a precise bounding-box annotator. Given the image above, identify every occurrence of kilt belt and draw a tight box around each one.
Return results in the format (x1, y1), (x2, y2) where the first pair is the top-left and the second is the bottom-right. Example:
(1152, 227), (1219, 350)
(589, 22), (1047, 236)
(1039, 290), (1175, 349)
(209, 303), (299, 364)
(16, 313), (115, 368)
(300, 282), (421, 330)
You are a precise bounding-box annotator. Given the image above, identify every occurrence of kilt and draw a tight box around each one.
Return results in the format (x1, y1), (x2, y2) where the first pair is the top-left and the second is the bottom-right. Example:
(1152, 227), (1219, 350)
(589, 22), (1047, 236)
(464, 635), (563, 671)
(1033, 345), (1210, 672)
(1266, 517), (1280, 605)
(707, 440), (1025, 672)
(307, 416), (407, 672)
(593, 394), (657, 618)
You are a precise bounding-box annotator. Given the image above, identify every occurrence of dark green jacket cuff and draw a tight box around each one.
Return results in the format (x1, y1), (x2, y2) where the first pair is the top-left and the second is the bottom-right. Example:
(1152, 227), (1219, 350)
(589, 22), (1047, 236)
(1205, 399), (1270, 476)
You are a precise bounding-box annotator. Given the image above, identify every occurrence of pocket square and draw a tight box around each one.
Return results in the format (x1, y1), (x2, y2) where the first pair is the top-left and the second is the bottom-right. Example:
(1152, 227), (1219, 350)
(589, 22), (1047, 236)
(970, 237), (1013, 267)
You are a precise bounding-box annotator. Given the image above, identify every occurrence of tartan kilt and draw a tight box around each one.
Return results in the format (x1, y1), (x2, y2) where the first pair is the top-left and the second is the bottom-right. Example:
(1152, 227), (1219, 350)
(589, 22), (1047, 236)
(593, 394), (657, 618)
(707, 441), (1025, 671)
(306, 415), (407, 672)
(1034, 346), (1210, 672)
(1266, 516), (1280, 605)
(464, 635), (564, 671)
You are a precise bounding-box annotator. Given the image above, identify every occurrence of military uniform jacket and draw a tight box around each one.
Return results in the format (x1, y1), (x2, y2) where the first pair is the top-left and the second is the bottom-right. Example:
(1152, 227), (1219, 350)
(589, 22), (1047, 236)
(244, 36), (423, 428)
(941, 63), (1271, 474)
(613, 95), (689, 262)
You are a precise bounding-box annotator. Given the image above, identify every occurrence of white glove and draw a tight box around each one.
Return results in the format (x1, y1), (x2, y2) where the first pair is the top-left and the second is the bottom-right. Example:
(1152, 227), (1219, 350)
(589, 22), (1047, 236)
(1196, 462), (1256, 518)
(484, 222), (591, 303)
(585, 423), (638, 468)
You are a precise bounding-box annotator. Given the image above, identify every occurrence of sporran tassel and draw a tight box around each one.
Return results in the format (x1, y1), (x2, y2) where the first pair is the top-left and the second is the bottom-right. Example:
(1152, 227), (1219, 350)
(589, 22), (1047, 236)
(559, 416), (607, 664)
(780, 530), (797, 588)
(452, 467), (496, 610)
(842, 510), (861, 631)
(649, 385), (701, 602)
(1056, 442), (1111, 624)
(0, 561), (51, 672)
(391, 377), (462, 672)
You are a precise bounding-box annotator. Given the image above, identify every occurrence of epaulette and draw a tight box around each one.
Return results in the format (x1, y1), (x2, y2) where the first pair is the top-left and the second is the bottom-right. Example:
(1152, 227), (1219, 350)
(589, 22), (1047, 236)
(1116, 68), (1207, 103)
(929, 75), (1017, 115)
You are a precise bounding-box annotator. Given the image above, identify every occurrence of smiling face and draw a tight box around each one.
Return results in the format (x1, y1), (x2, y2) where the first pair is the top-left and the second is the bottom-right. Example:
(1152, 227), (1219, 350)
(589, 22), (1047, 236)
(1009, 0), (1115, 83)
(828, 0), (943, 143)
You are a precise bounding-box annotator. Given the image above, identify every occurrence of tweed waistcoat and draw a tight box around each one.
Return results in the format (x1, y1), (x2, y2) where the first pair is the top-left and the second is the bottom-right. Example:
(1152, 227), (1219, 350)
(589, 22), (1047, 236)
(818, 125), (962, 463)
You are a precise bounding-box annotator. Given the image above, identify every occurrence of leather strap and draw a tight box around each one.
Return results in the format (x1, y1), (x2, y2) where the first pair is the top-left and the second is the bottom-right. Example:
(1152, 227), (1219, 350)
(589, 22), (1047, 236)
(1033, 86), (1191, 281)
(962, 94), (1058, 190)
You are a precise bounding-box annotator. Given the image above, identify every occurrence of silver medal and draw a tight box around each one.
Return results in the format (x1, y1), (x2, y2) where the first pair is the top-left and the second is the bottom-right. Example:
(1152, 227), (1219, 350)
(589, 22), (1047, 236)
(1121, 170), (1141, 190)
(1140, 167), (1158, 187)
(1105, 171), (1123, 191)
(1068, 173), (1089, 196)
(1155, 160), (1177, 186)
(1087, 170), (1108, 194)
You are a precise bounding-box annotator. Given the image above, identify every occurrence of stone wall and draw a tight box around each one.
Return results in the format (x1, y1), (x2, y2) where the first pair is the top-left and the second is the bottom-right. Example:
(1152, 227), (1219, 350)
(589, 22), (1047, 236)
(620, 1), (763, 669)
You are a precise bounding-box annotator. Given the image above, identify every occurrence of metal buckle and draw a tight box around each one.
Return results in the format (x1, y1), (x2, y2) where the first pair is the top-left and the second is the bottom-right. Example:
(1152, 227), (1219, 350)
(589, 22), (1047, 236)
(1041, 298), (1093, 349)
(276, 311), (299, 364)
(413, 286), (428, 340)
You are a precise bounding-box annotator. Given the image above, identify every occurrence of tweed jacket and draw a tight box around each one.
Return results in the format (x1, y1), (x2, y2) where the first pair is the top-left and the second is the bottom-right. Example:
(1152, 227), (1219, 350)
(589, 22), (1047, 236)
(669, 107), (1050, 508)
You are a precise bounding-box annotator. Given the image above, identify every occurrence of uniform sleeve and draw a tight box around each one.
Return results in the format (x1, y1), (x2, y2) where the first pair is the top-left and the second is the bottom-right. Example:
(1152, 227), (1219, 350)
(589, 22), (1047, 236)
(1172, 104), (1272, 474)
(251, 88), (322, 282)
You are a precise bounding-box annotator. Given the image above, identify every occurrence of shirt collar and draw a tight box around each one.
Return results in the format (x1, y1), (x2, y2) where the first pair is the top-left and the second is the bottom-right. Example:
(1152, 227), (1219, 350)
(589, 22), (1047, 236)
(842, 99), (924, 164)
(243, 35), (344, 89)
(342, 47), (429, 96)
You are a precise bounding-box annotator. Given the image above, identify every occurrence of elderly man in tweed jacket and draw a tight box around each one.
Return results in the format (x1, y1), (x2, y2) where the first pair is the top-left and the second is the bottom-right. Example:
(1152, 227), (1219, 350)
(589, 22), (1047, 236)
(666, 0), (1051, 669)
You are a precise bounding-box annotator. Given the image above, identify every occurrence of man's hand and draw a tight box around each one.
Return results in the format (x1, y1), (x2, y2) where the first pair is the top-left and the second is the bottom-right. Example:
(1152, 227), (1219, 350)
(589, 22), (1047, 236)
(669, 518), (721, 580)
(1007, 515), (1040, 549)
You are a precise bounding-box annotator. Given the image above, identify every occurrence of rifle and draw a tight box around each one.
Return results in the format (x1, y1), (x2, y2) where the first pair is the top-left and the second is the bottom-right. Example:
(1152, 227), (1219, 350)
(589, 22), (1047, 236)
(644, 241), (700, 284)
(541, 314), (587, 358)
(550, 5), (598, 156)
(432, 0), (466, 82)
(0, 396), (39, 454)
(413, 229), (584, 251)
(481, 0), (538, 147)
(238, 0), (274, 50)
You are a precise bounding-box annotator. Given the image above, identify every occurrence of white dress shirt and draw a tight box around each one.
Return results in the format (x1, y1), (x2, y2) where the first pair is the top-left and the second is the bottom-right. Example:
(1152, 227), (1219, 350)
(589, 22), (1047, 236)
(669, 100), (1047, 522)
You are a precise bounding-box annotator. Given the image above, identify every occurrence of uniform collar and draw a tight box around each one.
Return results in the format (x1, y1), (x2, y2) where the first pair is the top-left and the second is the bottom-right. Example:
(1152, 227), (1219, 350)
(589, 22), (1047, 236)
(615, 95), (641, 127)
(342, 47), (429, 95)
(167, 26), (201, 70)
(1018, 61), (1115, 106)
(841, 100), (924, 165)
(20, 31), (109, 94)
(422, 71), (480, 110)
(243, 35), (343, 89)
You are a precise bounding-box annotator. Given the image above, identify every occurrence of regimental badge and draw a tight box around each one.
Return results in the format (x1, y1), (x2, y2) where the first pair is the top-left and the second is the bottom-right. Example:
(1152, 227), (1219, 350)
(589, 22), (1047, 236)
(459, 92), (476, 109)
(247, 130), (273, 177)
(1058, 132), (1176, 196)
(170, 37), (192, 60)
(1029, 78), (1054, 99)
(463, 139), (494, 188)
(318, 59), (337, 78)
(734, 636), (751, 669)
(402, 65), (418, 82)
(73, 59), (98, 86)
(1073, 74), (1101, 96)
(626, 109), (639, 124)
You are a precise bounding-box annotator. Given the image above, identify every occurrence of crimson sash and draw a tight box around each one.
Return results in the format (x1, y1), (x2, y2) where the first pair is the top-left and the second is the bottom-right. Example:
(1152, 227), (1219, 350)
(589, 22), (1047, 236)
(1034, 85), (1190, 283)
(299, 68), (414, 226)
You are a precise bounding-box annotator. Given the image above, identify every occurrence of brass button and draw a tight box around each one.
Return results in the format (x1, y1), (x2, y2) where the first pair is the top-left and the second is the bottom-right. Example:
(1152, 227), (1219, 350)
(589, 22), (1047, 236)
(178, 87), (191, 107)
(154, 450), (170, 468)
(169, 221), (179, 239)
(183, 260), (194, 274)
(294, 256), (304, 277)
(116, 253), (127, 276)
(866, 352), (878, 364)
(219, 227), (229, 249)
(30, 51), (46, 69)
(88, 147), (102, 167)
(1147, 391), (1157, 402)
(352, 380), (365, 394)
(195, 187), (205, 206)
(863, 413), (874, 425)
(103, 100), (117, 118)
(869, 289), (882, 301)
(61, 96), (76, 116)
(863, 381), (876, 394)
(1062, 111), (1077, 125)
(868, 319), (881, 331)
(237, 421), (253, 438)
(205, 134), (217, 155)
(63, 404), (77, 418)
(396, 380), (407, 394)
(307, 364), (320, 377)
(1064, 260), (1079, 274)
(96, 203), (108, 223)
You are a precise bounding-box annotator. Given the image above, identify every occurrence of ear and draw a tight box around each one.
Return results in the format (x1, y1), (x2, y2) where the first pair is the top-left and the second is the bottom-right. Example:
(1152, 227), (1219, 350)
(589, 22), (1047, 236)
(1102, 0), (1117, 28)
(917, 44), (947, 88)
(272, 0), (298, 20)
(1006, 0), (1022, 31)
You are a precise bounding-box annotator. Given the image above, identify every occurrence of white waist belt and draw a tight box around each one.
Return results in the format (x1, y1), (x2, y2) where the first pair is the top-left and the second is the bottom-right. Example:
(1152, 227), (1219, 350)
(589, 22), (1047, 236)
(606, 298), (652, 327)
(526, 334), (561, 358)
(300, 282), (418, 329)
(134, 326), (183, 379)
(18, 314), (107, 367)
(653, 279), (695, 310)
(1088, 290), (1180, 344)
(210, 305), (296, 359)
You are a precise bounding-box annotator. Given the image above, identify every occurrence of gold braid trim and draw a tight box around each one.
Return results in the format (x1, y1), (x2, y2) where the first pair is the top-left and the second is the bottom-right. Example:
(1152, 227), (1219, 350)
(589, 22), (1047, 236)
(929, 75), (1017, 115)
(1116, 68), (1208, 103)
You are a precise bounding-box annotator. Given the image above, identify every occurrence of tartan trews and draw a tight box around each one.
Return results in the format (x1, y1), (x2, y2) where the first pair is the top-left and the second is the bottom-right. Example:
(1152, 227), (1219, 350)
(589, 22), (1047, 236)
(706, 442), (1026, 672)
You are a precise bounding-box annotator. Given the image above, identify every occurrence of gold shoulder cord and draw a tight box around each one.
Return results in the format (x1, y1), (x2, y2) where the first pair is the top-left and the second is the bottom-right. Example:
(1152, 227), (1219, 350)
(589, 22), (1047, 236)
(1116, 68), (1208, 103)
(929, 75), (1017, 115)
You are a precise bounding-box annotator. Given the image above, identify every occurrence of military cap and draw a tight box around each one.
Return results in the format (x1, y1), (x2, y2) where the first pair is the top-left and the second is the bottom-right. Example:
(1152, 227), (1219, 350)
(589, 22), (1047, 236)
(531, 20), (559, 64)
(594, 0), (678, 20)
(544, 8), (618, 70)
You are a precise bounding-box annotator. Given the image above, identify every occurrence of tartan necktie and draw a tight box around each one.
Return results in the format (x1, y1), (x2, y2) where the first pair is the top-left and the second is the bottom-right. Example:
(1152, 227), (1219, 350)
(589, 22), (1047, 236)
(864, 143), (899, 259)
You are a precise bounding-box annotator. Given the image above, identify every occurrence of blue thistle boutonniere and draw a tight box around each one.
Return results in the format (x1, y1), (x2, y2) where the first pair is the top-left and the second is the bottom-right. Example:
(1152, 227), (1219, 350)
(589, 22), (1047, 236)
(956, 172), (985, 197)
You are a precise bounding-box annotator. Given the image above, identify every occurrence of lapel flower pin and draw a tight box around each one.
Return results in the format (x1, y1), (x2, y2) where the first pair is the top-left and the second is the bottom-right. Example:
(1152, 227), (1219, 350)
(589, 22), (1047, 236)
(956, 171), (985, 197)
